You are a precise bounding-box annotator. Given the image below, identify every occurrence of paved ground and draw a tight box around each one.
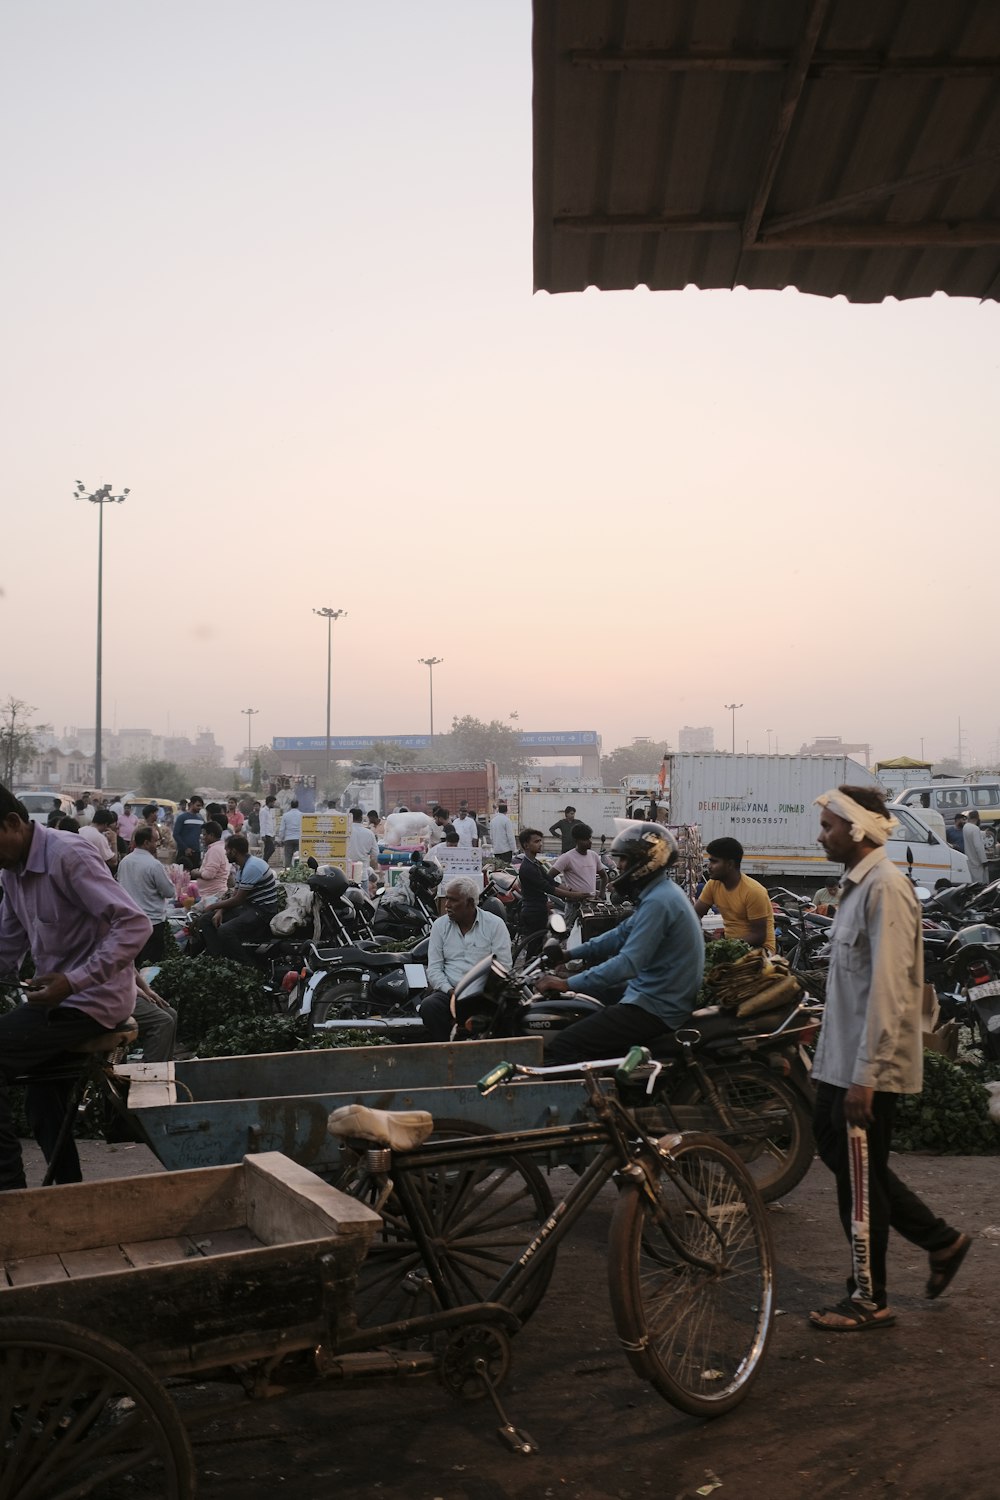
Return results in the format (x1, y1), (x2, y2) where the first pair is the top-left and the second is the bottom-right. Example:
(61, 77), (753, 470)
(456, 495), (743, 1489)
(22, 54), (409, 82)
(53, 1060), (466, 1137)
(20, 1142), (1000, 1500)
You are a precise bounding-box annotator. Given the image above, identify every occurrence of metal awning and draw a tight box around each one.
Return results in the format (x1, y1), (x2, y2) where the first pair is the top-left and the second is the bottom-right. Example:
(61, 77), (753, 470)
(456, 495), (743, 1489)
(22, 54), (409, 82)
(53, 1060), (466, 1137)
(533, 0), (1000, 301)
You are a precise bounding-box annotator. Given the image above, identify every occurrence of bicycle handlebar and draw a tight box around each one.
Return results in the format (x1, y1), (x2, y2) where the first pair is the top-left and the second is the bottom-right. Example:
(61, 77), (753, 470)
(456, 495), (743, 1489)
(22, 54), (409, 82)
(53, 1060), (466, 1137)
(477, 1049), (661, 1095)
(477, 1061), (517, 1095)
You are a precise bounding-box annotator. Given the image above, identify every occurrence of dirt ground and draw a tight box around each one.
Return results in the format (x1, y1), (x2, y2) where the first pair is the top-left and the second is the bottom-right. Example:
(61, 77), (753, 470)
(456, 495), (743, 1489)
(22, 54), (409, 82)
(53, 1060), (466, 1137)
(22, 1141), (1000, 1500)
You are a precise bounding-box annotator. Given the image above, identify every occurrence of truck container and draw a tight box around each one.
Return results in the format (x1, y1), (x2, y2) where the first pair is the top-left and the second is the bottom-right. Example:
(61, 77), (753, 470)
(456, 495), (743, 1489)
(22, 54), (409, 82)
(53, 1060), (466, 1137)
(382, 762), (499, 818)
(518, 785), (627, 843)
(659, 753), (969, 886)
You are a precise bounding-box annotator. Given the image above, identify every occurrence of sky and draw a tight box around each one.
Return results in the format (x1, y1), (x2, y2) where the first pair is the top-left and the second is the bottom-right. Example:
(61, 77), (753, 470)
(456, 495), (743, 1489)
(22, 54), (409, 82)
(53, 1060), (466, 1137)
(2, 1), (998, 770)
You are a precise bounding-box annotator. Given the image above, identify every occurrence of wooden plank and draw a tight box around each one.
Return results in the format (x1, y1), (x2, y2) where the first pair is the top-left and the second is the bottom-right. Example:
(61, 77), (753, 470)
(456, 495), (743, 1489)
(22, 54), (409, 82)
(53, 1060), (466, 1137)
(59, 1246), (132, 1279)
(0, 1164), (247, 1260)
(244, 1153), (381, 1249)
(6, 1255), (70, 1287)
(195, 1228), (262, 1256)
(121, 1237), (199, 1268)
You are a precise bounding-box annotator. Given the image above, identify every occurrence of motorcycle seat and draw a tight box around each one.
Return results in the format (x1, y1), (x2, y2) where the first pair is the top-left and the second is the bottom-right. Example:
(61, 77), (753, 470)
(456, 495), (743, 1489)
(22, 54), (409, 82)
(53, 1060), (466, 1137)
(327, 1104), (434, 1151)
(649, 1002), (801, 1058)
(318, 946), (412, 969)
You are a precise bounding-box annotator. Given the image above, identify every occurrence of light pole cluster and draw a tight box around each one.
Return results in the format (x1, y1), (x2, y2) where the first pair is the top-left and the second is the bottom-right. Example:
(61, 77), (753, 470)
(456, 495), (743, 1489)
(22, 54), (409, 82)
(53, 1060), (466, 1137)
(418, 657), (443, 745)
(313, 607), (347, 786)
(241, 706), (258, 772)
(75, 480), (130, 789)
(724, 702), (743, 755)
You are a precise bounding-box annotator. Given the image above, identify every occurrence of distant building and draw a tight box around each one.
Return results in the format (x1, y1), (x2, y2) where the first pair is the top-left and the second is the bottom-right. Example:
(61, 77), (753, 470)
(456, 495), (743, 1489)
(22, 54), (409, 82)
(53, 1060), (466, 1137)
(798, 734), (872, 765)
(21, 747), (95, 787)
(679, 726), (715, 753)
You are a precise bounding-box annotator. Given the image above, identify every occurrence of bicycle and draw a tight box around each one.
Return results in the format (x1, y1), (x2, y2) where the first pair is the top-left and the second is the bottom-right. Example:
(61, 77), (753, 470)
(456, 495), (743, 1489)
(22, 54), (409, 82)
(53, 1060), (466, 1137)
(331, 1047), (775, 1419)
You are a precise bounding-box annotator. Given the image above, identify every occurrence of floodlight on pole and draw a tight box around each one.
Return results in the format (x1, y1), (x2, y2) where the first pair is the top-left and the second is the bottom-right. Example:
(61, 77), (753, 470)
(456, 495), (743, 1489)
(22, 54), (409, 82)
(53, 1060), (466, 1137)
(313, 608), (347, 786)
(723, 703), (743, 755)
(241, 707), (258, 774)
(75, 480), (129, 789)
(418, 657), (443, 743)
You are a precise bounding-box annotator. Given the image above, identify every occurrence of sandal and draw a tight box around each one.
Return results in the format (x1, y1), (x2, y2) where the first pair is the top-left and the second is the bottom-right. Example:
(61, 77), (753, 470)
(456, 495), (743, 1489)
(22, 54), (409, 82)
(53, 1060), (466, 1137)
(927, 1233), (972, 1300)
(809, 1298), (896, 1333)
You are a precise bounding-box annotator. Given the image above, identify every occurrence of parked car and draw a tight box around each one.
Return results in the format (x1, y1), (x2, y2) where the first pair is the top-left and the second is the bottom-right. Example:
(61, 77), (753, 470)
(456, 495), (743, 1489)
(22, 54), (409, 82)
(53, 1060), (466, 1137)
(893, 783), (1000, 855)
(18, 791), (76, 825)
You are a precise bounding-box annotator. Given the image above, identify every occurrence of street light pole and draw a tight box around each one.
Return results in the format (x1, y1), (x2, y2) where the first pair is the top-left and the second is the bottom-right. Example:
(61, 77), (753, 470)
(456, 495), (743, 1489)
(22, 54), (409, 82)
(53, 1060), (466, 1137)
(241, 707), (258, 777)
(313, 608), (347, 788)
(766, 728), (773, 755)
(75, 480), (129, 789)
(723, 702), (743, 755)
(418, 657), (443, 745)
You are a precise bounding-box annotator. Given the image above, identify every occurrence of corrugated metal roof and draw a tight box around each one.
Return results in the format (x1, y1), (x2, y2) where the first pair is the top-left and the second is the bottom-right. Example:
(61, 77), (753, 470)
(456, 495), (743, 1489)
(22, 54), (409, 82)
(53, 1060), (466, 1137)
(533, 0), (1000, 301)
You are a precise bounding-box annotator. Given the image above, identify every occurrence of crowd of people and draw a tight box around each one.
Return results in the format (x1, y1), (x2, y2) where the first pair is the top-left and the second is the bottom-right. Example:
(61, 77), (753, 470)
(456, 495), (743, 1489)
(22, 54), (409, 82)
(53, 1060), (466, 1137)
(0, 776), (974, 1334)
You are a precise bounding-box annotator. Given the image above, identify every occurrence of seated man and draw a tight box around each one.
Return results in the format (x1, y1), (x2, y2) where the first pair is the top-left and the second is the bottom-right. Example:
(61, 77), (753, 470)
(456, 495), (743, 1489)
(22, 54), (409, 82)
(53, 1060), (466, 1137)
(538, 824), (704, 1064)
(419, 876), (512, 1042)
(694, 837), (775, 950)
(200, 835), (279, 964)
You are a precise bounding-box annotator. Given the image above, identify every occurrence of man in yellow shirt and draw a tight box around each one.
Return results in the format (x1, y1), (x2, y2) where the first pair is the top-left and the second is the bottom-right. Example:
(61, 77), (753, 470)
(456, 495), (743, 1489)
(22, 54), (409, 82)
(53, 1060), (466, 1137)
(694, 837), (775, 949)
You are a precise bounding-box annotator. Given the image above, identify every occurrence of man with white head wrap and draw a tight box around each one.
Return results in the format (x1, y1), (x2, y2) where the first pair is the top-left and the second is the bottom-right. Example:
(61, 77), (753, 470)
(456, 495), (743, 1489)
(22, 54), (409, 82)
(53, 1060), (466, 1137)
(808, 785), (971, 1332)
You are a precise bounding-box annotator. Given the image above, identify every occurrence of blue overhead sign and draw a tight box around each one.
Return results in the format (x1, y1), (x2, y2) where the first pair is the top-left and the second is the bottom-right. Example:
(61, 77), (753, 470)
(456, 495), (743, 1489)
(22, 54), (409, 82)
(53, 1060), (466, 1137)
(274, 731), (600, 752)
(273, 735), (431, 751)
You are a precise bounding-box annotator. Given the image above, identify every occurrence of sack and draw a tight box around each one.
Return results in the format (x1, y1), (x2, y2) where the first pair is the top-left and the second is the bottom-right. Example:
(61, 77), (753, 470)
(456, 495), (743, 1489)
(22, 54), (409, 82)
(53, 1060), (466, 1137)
(705, 949), (801, 1013)
(270, 883), (316, 936)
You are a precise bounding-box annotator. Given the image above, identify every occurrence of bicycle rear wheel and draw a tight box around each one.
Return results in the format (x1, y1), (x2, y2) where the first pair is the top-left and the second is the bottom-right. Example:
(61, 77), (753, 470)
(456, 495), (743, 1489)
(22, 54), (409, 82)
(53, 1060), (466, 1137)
(607, 1133), (773, 1417)
(339, 1120), (556, 1331)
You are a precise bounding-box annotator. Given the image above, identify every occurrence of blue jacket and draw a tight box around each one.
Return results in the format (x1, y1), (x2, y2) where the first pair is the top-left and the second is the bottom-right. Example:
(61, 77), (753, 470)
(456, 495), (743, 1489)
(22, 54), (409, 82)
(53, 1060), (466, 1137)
(569, 873), (704, 1028)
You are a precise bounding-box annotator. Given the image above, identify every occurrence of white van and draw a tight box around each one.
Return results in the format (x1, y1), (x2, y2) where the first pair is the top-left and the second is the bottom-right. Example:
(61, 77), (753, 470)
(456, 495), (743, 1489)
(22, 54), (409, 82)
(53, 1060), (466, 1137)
(19, 791), (76, 826)
(886, 804), (970, 886)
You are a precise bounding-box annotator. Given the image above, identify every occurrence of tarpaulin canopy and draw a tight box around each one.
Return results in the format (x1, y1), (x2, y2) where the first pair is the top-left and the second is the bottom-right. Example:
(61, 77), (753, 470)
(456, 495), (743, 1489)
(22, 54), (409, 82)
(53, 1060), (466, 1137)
(873, 757), (934, 770)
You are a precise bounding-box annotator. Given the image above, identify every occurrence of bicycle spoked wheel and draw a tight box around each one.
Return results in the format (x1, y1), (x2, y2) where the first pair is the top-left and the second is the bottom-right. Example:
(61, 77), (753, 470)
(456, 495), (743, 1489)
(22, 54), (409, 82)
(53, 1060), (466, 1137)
(607, 1133), (774, 1417)
(0, 1317), (196, 1499)
(342, 1120), (555, 1333)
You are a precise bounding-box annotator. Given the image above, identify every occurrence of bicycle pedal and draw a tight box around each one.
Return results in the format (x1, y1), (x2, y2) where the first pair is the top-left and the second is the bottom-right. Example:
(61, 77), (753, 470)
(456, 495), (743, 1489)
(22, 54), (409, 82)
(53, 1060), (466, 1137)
(497, 1422), (538, 1455)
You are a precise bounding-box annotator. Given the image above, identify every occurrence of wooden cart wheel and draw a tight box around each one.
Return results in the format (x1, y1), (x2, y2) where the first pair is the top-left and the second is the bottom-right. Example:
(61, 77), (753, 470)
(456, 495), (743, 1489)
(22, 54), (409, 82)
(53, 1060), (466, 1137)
(0, 1317), (197, 1500)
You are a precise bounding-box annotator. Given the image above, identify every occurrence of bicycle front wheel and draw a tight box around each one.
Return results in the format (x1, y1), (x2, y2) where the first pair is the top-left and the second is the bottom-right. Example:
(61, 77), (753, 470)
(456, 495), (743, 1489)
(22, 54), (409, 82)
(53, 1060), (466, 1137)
(607, 1133), (774, 1418)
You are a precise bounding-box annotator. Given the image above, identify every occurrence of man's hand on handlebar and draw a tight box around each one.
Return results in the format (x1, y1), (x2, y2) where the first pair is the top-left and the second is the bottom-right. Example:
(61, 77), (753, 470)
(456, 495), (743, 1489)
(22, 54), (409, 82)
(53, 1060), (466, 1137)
(534, 975), (569, 995)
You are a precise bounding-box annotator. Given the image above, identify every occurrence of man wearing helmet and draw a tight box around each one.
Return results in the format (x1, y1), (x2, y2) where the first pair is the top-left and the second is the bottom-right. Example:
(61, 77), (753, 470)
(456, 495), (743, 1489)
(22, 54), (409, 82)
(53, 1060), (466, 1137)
(537, 823), (704, 1064)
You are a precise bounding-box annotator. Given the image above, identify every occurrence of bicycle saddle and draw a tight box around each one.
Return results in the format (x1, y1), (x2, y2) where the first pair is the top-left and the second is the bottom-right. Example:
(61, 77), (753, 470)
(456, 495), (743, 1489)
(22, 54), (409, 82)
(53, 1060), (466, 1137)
(327, 1104), (434, 1150)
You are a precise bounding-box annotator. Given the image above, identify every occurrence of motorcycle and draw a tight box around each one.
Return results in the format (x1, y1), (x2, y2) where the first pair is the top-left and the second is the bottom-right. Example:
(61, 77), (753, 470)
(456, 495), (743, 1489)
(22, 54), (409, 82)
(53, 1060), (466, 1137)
(292, 933), (431, 1031)
(450, 918), (818, 1202)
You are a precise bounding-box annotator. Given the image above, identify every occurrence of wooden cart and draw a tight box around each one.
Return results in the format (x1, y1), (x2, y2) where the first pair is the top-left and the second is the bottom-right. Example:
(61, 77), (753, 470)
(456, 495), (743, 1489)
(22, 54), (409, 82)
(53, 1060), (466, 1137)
(0, 1152), (416, 1499)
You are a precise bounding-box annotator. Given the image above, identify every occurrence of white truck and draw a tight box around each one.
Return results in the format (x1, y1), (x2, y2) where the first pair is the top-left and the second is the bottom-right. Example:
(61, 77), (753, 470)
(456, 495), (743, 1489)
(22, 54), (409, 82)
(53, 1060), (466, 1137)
(658, 753), (969, 886)
(517, 785), (628, 844)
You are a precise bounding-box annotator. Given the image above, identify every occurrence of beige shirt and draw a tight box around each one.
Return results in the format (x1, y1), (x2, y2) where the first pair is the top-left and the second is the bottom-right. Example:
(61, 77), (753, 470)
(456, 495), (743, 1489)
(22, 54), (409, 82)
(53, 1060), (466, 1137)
(812, 847), (923, 1094)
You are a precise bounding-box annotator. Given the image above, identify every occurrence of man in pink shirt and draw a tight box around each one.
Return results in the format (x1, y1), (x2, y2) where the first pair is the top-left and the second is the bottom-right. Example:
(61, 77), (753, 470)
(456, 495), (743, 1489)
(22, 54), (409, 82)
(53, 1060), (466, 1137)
(0, 784), (151, 1189)
(552, 823), (605, 900)
(191, 820), (231, 899)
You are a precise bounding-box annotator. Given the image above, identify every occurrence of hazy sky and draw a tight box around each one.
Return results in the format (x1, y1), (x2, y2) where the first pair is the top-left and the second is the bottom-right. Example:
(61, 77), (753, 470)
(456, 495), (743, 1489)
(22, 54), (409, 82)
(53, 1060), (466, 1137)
(3, 1), (998, 769)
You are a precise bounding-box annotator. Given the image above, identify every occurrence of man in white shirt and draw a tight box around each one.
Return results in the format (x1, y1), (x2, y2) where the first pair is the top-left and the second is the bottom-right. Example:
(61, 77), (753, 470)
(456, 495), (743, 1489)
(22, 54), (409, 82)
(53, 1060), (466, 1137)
(79, 808), (119, 869)
(453, 811), (479, 848)
(488, 803), (517, 865)
(419, 876), (512, 1041)
(259, 795), (278, 864)
(347, 806), (379, 876)
(963, 810), (989, 883)
(278, 800), (302, 867)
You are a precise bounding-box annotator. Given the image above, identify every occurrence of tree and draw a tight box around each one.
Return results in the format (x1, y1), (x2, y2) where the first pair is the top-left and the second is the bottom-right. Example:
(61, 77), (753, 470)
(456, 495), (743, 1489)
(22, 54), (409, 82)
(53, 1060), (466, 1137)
(133, 760), (190, 801)
(361, 741), (420, 767)
(600, 739), (672, 782)
(438, 716), (535, 777)
(1, 698), (52, 787)
(251, 756), (263, 793)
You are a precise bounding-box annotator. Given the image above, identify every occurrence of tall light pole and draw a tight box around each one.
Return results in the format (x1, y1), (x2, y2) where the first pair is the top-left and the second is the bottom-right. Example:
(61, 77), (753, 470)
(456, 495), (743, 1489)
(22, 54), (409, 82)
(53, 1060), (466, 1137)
(75, 480), (129, 789)
(418, 657), (443, 745)
(766, 728), (773, 755)
(724, 703), (743, 754)
(313, 608), (347, 788)
(241, 707), (258, 777)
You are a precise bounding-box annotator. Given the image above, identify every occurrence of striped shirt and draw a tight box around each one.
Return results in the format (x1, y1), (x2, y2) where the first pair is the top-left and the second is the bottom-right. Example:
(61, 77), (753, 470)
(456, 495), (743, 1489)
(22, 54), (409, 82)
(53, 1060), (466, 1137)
(237, 856), (279, 915)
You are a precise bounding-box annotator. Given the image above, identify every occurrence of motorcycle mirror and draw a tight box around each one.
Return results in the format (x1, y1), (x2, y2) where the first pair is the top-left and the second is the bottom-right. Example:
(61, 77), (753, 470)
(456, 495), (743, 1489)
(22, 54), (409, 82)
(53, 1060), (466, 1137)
(307, 856), (319, 871)
(548, 913), (568, 937)
(914, 886), (931, 901)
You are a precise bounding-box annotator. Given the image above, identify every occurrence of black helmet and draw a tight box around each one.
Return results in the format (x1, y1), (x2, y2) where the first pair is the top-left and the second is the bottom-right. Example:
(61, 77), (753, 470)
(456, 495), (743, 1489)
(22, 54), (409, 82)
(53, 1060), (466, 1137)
(945, 923), (1000, 957)
(409, 860), (443, 896)
(609, 822), (678, 899)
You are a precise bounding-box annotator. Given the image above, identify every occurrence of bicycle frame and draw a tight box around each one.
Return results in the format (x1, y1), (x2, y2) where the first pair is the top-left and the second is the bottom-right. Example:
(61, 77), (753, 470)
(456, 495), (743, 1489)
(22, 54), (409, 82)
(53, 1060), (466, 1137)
(341, 1063), (730, 1331)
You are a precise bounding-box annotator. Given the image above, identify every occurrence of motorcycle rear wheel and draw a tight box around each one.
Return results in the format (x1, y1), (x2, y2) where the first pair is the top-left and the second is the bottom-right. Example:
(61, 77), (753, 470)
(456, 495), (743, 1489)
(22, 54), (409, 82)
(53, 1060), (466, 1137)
(671, 1064), (814, 1203)
(309, 978), (389, 1026)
